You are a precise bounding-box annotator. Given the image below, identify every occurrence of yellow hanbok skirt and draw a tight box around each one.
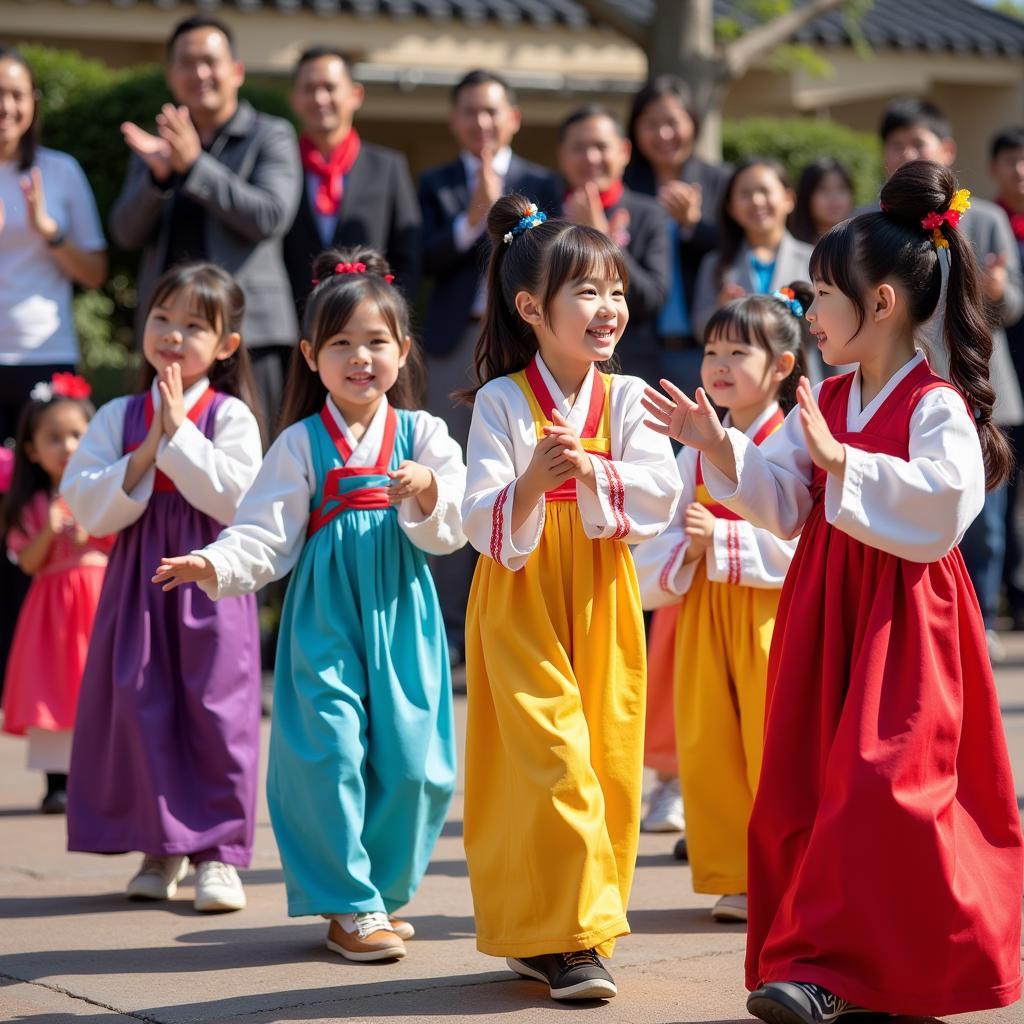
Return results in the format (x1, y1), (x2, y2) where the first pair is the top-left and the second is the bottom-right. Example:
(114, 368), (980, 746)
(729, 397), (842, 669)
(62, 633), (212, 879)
(464, 500), (646, 958)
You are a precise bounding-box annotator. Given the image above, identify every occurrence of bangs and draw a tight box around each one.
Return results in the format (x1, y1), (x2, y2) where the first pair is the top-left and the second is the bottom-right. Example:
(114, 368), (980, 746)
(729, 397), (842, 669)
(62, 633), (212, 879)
(543, 224), (630, 304)
(308, 280), (406, 353)
(705, 296), (774, 352)
(150, 273), (228, 334)
(809, 219), (857, 289)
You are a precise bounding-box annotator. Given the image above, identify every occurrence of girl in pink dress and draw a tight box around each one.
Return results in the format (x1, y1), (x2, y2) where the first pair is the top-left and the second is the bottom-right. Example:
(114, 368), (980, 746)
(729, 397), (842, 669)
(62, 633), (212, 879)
(1, 373), (111, 813)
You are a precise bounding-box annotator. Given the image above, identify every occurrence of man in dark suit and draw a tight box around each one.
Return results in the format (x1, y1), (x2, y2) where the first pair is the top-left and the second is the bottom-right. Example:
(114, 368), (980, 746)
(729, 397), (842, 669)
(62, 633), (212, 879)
(557, 105), (670, 385)
(284, 47), (421, 315)
(418, 69), (561, 664)
(110, 15), (300, 433)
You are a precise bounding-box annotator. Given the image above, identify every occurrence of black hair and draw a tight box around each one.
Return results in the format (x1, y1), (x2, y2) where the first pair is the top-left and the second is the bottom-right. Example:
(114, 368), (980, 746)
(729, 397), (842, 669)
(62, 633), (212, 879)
(879, 98), (951, 144)
(715, 157), (792, 289)
(459, 194), (629, 404)
(703, 282), (812, 412)
(809, 159), (1011, 489)
(623, 75), (700, 192)
(0, 46), (40, 172)
(451, 69), (515, 107)
(166, 15), (236, 59)
(140, 262), (263, 441)
(292, 46), (356, 81)
(790, 157), (855, 245)
(991, 127), (1024, 161)
(558, 104), (624, 144)
(1, 393), (94, 537)
(279, 247), (423, 431)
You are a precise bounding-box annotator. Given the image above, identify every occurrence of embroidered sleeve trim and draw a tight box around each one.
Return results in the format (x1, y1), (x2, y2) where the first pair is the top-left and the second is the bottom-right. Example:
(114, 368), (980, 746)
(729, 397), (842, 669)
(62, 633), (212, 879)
(489, 483), (513, 565)
(726, 521), (741, 584)
(603, 460), (630, 540)
(660, 539), (686, 592)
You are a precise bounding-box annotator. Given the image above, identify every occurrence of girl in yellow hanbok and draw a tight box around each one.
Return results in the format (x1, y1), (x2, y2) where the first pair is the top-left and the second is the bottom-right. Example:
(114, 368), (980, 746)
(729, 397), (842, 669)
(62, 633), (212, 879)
(632, 285), (809, 925)
(460, 195), (681, 1001)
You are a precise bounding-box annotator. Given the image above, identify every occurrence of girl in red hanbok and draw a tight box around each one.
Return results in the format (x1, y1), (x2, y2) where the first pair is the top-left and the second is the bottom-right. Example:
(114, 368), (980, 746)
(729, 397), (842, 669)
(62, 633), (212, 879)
(643, 159), (1023, 1023)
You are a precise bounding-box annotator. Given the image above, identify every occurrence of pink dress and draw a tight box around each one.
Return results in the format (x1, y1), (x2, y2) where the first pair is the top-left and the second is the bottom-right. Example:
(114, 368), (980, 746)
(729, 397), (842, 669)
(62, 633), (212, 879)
(2, 492), (113, 735)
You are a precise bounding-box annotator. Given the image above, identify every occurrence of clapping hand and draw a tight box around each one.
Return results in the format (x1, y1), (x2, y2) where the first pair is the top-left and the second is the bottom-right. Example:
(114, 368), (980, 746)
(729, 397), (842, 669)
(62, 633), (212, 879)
(121, 120), (174, 182)
(156, 104), (201, 176)
(642, 380), (726, 451)
(796, 377), (845, 479)
(157, 362), (186, 437)
(657, 180), (703, 229)
(19, 168), (60, 242)
(542, 409), (595, 489)
(981, 252), (1008, 304)
(564, 182), (610, 235)
(467, 144), (502, 228)
(152, 555), (216, 592)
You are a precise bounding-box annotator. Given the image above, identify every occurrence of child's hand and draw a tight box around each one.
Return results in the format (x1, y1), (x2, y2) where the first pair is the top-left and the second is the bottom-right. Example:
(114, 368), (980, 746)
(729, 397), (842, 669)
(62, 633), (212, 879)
(718, 281), (746, 305)
(152, 554), (216, 591)
(387, 461), (434, 505)
(521, 432), (575, 497)
(158, 362), (186, 437)
(542, 410), (596, 491)
(684, 502), (716, 545)
(796, 377), (846, 480)
(47, 497), (73, 535)
(642, 381), (727, 452)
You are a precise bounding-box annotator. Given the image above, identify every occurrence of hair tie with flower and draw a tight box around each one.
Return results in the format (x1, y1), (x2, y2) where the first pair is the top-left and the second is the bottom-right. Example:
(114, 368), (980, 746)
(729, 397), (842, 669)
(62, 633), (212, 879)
(503, 203), (547, 245)
(771, 287), (805, 319)
(921, 189), (971, 249)
(30, 371), (92, 404)
(311, 262), (395, 287)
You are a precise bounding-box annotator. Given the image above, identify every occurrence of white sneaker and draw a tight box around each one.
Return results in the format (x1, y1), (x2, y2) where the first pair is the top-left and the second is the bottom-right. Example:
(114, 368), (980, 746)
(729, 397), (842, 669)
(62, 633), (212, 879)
(194, 860), (246, 912)
(641, 777), (685, 832)
(711, 893), (748, 922)
(126, 855), (189, 900)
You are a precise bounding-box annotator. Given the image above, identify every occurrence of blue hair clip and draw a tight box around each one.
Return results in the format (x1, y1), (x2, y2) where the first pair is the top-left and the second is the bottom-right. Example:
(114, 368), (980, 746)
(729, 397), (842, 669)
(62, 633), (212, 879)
(772, 288), (804, 319)
(503, 204), (547, 245)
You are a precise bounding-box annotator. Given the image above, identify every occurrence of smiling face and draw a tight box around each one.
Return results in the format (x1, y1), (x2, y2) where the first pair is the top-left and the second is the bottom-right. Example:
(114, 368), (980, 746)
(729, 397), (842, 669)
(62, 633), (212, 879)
(0, 58), (35, 161)
(524, 272), (629, 371)
(166, 27), (243, 122)
(290, 54), (364, 141)
(727, 164), (794, 242)
(632, 93), (695, 175)
(810, 170), (854, 234)
(449, 81), (520, 158)
(558, 115), (631, 194)
(142, 287), (240, 389)
(27, 401), (90, 486)
(701, 331), (782, 414)
(301, 297), (410, 421)
(991, 145), (1024, 207)
(883, 124), (954, 177)
(805, 279), (874, 366)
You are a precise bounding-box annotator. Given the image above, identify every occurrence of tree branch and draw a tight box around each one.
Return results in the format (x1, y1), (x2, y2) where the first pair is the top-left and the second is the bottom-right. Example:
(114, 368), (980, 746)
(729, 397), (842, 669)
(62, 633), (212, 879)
(724, 0), (850, 78)
(571, 0), (649, 48)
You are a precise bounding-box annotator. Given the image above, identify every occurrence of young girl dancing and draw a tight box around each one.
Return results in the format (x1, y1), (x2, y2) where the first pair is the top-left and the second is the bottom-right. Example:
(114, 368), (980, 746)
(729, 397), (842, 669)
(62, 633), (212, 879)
(155, 249), (464, 963)
(2, 373), (111, 814)
(644, 160), (1023, 1022)
(461, 195), (681, 1001)
(634, 286), (808, 925)
(62, 263), (263, 913)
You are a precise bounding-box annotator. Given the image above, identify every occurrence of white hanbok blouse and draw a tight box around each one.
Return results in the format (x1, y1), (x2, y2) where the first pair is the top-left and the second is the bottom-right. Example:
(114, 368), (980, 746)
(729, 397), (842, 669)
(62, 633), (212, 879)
(195, 396), (467, 600)
(633, 402), (799, 608)
(61, 376), (262, 536)
(700, 351), (986, 564)
(462, 357), (682, 572)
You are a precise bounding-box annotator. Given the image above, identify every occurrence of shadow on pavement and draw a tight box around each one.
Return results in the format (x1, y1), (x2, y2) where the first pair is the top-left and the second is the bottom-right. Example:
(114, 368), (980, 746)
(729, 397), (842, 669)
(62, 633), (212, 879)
(628, 907), (746, 936)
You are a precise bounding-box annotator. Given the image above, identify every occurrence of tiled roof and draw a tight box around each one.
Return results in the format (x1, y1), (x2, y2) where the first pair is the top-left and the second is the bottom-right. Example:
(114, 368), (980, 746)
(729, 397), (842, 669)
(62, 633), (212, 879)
(52, 0), (1024, 56)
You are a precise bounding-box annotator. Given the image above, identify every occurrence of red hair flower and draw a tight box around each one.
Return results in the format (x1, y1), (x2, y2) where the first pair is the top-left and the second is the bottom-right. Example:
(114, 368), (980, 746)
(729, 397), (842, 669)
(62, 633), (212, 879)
(335, 262), (367, 275)
(50, 372), (92, 400)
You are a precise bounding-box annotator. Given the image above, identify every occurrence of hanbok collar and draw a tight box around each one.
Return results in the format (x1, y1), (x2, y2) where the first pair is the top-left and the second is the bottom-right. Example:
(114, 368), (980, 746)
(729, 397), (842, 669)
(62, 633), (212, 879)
(149, 375), (211, 412)
(325, 394), (390, 468)
(723, 401), (782, 441)
(532, 354), (597, 434)
(847, 350), (925, 432)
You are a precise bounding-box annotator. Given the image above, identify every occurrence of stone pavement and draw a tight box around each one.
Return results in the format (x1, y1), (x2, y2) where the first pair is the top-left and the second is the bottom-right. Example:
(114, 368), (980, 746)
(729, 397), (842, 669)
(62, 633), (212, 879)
(3, 641), (1024, 1024)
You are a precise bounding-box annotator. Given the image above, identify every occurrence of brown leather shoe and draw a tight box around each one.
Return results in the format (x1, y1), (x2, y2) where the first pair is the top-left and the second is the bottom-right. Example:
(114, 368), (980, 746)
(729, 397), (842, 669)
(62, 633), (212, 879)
(389, 916), (414, 939)
(326, 915), (406, 962)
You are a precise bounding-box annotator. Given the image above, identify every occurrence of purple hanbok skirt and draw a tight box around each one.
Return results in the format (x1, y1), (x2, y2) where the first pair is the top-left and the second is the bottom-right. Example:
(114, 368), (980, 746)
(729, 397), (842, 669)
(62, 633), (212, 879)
(67, 391), (261, 866)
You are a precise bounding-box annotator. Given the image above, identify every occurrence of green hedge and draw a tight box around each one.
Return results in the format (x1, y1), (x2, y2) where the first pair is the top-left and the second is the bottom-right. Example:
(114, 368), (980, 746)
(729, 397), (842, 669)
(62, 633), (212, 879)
(723, 116), (883, 206)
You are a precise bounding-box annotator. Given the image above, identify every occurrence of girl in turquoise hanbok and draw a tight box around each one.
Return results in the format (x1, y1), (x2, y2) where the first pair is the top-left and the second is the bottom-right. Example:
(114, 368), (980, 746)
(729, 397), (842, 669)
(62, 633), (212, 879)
(156, 248), (466, 963)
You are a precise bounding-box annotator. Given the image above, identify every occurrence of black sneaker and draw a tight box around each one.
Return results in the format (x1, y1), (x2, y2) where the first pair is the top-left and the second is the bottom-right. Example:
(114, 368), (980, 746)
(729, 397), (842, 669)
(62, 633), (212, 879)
(507, 949), (617, 1000)
(747, 982), (880, 1024)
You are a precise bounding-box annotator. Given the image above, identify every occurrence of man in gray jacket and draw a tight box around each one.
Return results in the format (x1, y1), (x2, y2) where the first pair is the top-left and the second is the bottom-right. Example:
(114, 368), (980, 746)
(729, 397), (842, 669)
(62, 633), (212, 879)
(110, 15), (301, 433)
(877, 98), (1024, 656)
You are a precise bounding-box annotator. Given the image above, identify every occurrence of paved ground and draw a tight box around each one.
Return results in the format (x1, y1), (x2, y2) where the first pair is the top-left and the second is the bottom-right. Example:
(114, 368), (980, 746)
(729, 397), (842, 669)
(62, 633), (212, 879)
(3, 640), (1024, 1024)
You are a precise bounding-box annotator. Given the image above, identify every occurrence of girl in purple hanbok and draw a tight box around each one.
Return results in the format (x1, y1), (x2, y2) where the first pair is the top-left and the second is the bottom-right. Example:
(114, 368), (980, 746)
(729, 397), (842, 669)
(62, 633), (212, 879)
(61, 263), (263, 913)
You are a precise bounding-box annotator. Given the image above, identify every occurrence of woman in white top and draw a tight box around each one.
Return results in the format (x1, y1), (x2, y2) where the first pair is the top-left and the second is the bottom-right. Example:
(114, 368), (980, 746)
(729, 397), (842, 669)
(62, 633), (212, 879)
(0, 46), (107, 442)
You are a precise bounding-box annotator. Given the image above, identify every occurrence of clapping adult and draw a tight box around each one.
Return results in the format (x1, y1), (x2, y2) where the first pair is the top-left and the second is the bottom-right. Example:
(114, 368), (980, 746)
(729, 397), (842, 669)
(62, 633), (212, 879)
(110, 15), (301, 436)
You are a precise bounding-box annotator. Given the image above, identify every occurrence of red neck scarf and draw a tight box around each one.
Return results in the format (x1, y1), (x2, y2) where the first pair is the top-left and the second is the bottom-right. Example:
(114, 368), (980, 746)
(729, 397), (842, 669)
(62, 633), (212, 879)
(996, 197), (1024, 243)
(564, 180), (624, 211)
(300, 130), (362, 216)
